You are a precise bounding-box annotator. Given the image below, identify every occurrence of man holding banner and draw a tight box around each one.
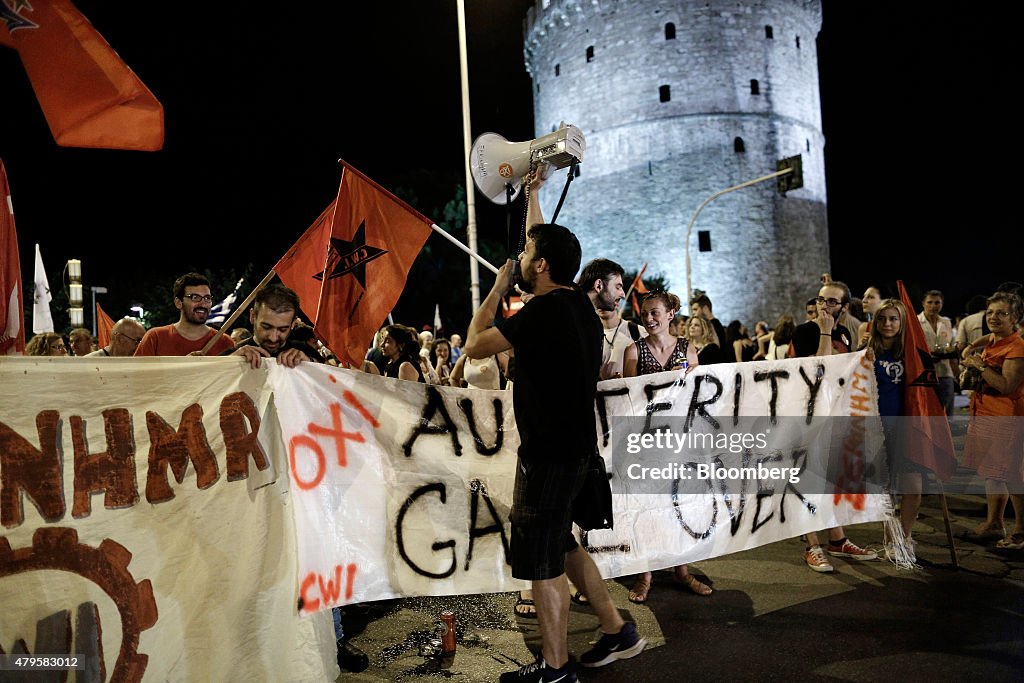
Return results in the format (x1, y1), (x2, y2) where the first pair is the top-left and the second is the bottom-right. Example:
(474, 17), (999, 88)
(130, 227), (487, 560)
(465, 178), (646, 682)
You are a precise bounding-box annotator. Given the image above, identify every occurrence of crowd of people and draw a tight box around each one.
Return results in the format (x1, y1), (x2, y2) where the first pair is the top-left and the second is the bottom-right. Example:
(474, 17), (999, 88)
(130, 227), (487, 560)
(11, 190), (1024, 681)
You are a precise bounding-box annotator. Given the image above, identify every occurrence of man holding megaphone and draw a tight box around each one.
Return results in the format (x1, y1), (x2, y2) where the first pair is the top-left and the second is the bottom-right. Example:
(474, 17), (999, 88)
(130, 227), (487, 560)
(465, 171), (647, 683)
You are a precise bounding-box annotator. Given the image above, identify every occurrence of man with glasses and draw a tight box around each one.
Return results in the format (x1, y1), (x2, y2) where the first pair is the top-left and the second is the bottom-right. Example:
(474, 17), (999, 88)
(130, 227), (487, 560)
(788, 279), (877, 571)
(135, 272), (234, 357)
(86, 317), (147, 357)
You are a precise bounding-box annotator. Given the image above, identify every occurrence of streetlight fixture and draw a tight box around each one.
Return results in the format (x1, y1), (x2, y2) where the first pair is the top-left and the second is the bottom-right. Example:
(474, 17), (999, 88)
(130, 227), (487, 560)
(91, 286), (108, 336)
(67, 258), (84, 328)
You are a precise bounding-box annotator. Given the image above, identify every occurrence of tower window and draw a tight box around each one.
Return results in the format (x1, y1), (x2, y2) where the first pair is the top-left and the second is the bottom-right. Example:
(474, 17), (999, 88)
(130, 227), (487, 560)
(555, 63), (560, 77)
(765, 25), (773, 39)
(698, 231), (712, 252)
(665, 22), (676, 40)
(659, 85), (671, 102)
(734, 137), (745, 153)
(806, 139), (811, 152)
(795, 36), (801, 49)
(586, 45), (595, 62)
(750, 79), (760, 95)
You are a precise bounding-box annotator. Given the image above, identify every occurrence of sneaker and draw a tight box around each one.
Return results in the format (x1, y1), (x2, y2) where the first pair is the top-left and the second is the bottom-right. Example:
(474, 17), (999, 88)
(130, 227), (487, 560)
(827, 539), (878, 561)
(804, 545), (834, 573)
(498, 655), (577, 683)
(336, 638), (369, 673)
(884, 540), (917, 565)
(579, 622), (647, 668)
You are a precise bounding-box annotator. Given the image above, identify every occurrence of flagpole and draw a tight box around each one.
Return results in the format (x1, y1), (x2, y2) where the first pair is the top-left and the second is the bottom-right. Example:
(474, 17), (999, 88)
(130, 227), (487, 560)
(431, 223), (499, 275)
(620, 262), (648, 312)
(198, 269), (276, 355)
(456, 0), (482, 310)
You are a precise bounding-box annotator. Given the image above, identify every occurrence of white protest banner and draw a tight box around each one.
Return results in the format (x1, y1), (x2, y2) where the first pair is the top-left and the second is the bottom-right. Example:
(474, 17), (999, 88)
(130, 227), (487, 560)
(272, 350), (890, 612)
(0, 357), (337, 682)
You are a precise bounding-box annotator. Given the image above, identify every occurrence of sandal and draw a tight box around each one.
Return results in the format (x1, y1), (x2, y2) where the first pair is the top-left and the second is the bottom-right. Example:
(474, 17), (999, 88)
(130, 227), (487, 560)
(628, 576), (652, 604)
(994, 533), (1024, 551)
(959, 528), (1006, 543)
(514, 595), (537, 618)
(569, 585), (590, 606)
(675, 572), (713, 596)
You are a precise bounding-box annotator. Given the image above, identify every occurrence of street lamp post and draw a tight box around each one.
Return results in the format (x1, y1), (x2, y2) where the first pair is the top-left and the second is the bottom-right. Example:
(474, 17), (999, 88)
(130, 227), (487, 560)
(91, 286), (108, 336)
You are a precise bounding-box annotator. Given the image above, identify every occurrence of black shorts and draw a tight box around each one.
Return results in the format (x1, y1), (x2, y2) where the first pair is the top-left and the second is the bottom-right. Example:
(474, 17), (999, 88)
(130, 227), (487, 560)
(509, 456), (589, 581)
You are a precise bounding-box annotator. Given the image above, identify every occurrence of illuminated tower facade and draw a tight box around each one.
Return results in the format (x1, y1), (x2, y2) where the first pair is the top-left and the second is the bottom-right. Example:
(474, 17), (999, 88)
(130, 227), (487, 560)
(524, 0), (828, 323)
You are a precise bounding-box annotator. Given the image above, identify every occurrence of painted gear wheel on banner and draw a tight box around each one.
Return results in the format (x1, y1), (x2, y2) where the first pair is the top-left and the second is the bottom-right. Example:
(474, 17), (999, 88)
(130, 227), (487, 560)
(0, 527), (158, 682)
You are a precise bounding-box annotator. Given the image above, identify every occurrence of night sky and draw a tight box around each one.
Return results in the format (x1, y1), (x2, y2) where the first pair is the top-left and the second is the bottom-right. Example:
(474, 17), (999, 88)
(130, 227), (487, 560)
(0, 1), (1016, 333)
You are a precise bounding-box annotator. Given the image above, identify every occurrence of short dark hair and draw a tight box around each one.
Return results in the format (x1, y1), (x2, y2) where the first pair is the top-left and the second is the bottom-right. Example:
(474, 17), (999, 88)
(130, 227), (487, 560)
(806, 298), (818, 308)
(577, 258), (624, 292)
(527, 223), (582, 286)
(690, 293), (713, 312)
(255, 283), (300, 315)
(996, 281), (1023, 296)
(173, 272), (211, 301)
(822, 280), (851, 305)
(922, 289), (944, 302)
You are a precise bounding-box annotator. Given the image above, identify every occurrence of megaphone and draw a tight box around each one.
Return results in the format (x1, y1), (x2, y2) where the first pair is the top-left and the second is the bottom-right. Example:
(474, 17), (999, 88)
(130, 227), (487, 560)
(470, 123), (586, 204)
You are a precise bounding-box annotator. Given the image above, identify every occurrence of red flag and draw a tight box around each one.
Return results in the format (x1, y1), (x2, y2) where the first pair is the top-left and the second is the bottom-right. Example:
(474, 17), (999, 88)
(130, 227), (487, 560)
(625, 263), (649, 317)
(96, 301), (114, 349)
(1, 0), (164, 151)
(275, 163), (433, 367)
(897, 280), (957, 480)
(274, 200), (336, 323)
(0, 159), (25, 355)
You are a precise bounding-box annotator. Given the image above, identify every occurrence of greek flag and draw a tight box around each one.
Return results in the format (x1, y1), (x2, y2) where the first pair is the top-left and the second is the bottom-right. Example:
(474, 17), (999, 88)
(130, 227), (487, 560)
(207, 278), (244, 326)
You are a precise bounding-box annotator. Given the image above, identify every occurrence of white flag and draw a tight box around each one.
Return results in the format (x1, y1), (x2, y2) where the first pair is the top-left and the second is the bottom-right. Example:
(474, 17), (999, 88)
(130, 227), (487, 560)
(433, 303), (441, 335)
(33, 243), (54, 333)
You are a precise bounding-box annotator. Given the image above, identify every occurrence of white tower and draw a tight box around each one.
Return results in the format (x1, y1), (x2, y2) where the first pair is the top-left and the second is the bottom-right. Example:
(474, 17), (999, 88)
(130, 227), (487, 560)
(524, 0), (828, 324)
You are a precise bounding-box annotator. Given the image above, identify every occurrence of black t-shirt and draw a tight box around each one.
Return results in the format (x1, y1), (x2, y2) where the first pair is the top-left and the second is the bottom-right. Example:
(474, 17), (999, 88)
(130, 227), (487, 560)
(790, 320), (852, 358)
(496, 287), (602, 461)
(697, 342), (724, 365)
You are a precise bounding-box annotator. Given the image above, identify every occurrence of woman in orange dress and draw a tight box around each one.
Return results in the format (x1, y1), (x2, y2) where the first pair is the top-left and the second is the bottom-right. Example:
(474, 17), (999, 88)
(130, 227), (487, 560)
(960, 292), (1024, 549)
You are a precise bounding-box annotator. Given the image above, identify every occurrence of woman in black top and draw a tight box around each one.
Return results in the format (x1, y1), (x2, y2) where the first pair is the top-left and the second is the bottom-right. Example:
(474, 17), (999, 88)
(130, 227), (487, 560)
(381, 324), (425, 383)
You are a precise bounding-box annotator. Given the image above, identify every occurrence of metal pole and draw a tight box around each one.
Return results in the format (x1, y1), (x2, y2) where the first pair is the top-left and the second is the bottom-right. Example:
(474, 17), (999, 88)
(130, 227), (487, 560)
(684, 167), (793, 301)
(457, 0), (481, 311)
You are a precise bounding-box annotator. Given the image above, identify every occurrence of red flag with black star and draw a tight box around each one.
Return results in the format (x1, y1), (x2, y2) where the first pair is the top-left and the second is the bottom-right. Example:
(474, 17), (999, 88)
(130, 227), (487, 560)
(897, 280), (957, 480)
(1, 159), (25, 355)
(274, 200), (336, 324)
(275, 162), (433, 367)
(1, 0), (164, 151)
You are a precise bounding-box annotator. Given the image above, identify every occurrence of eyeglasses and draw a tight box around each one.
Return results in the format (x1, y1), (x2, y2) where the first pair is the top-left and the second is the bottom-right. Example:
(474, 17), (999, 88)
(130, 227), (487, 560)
(815, 296), (843, 307)
(116, 331), (143, 345)
(985, 309), (1011, 318)
(181, 294), (214, 303)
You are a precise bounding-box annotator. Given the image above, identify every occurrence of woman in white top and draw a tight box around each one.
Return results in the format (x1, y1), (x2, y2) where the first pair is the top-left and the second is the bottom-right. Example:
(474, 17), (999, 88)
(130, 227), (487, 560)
(450, 352), (508, 389)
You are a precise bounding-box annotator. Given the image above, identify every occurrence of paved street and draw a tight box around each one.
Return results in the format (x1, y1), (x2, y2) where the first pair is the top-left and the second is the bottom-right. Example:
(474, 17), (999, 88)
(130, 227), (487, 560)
(338, 408), (1024, 682)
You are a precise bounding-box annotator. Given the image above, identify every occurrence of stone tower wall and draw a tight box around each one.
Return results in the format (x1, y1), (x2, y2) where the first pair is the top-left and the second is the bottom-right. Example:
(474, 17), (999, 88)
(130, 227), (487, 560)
(523, 0), (829, 325)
